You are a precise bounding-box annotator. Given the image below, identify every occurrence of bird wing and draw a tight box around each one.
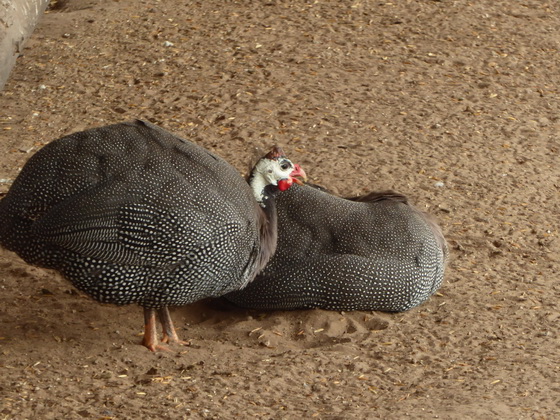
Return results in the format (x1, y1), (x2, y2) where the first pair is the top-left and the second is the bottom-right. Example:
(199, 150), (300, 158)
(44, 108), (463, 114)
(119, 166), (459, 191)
(345, 190), (409, 204)
(29, 177), (246, 268)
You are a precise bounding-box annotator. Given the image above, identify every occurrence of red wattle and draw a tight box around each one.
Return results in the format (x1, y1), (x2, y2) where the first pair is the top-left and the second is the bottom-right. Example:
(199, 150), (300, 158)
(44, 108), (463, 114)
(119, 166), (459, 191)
(277, 178), (293, 191)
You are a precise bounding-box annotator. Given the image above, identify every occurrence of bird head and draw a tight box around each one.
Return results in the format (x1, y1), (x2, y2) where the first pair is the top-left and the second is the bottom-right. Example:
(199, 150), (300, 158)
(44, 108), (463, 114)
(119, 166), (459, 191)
(250, 146), (307, 206)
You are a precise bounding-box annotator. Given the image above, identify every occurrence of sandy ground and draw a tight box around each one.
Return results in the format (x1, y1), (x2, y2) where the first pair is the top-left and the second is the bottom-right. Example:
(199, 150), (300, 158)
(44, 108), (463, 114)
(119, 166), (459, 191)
(0, 0), (558, 419)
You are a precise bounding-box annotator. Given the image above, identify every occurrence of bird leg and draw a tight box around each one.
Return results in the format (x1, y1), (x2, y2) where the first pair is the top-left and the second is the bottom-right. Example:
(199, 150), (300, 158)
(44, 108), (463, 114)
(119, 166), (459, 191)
(157, 306), (190, 346)
(142, 307), (168, 352)
(141, 307), (189, 352)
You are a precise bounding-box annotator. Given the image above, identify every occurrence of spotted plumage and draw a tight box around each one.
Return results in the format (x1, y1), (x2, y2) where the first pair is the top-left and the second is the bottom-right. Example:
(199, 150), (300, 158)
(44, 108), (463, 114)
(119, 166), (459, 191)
(226, 184), (448, 312)
(0, 119), (303, 350)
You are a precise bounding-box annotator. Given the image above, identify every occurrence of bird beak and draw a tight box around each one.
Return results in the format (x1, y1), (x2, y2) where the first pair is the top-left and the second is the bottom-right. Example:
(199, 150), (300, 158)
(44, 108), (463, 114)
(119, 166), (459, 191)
(290, 164), (307, 185)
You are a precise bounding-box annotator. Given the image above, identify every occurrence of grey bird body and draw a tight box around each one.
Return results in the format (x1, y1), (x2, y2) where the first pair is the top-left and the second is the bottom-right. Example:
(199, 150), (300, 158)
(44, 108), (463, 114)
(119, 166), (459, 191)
(0, 120), (307, 350)
(226, 184), (448, 312)
(0, 120), (263, 308)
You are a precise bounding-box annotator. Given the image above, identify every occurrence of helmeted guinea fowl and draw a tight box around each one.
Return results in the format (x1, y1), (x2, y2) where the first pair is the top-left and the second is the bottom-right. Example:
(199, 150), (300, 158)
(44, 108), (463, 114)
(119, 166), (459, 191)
(225, 183), (448, 312)
(0, 119), (305, 351)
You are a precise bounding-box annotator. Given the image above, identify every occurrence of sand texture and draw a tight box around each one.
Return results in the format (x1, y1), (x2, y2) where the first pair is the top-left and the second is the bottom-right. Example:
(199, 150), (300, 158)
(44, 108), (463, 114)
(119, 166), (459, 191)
(0, 1), (558, 418)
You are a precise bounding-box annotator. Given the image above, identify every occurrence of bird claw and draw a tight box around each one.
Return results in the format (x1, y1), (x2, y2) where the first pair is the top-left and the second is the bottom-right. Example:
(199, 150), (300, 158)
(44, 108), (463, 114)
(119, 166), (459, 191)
(144, 342), (174, 353)
(161, 334), (191, 347)
(142, 332), (190, 352)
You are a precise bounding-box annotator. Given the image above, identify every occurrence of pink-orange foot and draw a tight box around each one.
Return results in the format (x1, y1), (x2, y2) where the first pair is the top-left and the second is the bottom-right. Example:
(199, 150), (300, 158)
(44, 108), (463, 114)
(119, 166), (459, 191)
(159, 306), (191, 347)
(142, 307), (190, 352)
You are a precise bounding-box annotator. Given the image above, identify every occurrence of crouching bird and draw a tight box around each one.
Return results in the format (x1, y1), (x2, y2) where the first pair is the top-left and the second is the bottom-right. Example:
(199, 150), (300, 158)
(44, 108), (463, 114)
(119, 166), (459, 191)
(0, 119), (305, 351)
(225, 183), (448, 312)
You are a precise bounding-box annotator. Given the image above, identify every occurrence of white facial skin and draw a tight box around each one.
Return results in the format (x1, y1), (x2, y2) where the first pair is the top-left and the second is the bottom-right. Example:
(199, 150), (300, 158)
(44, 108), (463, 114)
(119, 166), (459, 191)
(250, 157), (295, 206)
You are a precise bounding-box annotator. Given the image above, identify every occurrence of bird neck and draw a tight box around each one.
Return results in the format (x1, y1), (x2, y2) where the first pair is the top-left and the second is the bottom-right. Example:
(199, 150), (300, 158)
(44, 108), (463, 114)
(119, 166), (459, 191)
(249, 172), (279, 208)
(246, 169), (280, 276)
(253, 188), (279, 275)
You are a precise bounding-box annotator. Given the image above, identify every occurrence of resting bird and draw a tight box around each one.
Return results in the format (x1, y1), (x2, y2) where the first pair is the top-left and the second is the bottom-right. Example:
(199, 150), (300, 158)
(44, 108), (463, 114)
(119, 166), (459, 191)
(0, 120), (305, 351)
(225, 183), (448, 312)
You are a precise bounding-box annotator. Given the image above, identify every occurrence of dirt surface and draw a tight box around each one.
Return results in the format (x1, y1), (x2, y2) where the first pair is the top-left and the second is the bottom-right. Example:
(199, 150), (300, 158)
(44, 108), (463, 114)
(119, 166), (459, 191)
(0, 0), (558, 419)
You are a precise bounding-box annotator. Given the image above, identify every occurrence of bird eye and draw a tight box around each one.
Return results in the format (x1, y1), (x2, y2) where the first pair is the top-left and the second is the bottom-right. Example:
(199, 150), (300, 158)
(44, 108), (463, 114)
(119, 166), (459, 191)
(279, 160), (292, 171)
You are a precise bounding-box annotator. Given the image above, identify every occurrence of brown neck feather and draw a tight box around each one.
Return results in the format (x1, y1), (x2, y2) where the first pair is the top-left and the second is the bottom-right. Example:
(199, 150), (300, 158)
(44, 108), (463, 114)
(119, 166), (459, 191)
(253, 187), (279, 275)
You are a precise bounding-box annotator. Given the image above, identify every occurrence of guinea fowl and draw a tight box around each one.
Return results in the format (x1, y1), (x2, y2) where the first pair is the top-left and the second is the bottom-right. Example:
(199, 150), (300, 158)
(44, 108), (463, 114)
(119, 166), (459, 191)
(0, 119), (305, 351)
(225, 183), (448, 312)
